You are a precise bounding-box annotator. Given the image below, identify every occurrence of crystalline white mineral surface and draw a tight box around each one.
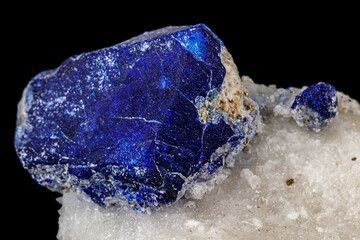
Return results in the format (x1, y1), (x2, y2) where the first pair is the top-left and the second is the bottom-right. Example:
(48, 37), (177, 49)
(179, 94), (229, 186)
(57, 85), (360, 240)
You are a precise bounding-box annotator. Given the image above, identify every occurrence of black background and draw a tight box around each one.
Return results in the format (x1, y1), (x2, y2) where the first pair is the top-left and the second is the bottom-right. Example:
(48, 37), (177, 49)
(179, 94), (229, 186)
(4, 4), (358, 240)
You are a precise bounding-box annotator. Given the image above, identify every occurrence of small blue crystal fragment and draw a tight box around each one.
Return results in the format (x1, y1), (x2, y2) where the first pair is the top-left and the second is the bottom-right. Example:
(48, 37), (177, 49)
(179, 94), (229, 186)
(291, 82), (338, 132)
(14, 24), (251, 211)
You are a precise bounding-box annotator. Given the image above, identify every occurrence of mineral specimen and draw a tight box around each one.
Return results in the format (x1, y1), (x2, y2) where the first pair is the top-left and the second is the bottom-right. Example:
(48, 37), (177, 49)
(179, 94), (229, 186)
(14, 24), (260, 211)
(291, 82), (337, 132)
(242, 77), (338, 132)
(14, 23), (343, 218)
(15, 23), (359, 239)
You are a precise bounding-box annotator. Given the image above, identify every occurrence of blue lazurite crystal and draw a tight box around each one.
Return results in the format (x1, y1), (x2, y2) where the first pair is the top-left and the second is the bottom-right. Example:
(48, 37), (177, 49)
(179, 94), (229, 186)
(15, 24), (253, 211)
(291, 82), (338, 132)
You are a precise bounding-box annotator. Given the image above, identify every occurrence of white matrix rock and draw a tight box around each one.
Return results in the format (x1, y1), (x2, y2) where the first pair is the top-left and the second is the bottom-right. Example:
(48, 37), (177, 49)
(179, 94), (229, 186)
(57, 80), (360, 239)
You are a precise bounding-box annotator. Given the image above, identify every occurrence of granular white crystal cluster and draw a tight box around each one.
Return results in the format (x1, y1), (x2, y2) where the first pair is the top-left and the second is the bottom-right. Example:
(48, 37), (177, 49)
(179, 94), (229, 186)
(57, 81), (360, 240)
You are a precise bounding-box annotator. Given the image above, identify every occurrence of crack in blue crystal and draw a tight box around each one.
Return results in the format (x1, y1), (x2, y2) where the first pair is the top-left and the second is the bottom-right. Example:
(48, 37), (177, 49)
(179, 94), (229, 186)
(111, 116), (164, 125)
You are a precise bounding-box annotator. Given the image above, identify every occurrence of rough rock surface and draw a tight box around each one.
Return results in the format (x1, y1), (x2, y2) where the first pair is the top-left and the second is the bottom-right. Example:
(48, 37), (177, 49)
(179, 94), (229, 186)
(57, 90), (360, 239)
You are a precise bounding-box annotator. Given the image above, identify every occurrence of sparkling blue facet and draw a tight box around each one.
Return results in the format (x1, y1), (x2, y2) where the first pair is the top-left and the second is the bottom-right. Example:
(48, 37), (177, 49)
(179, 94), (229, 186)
(291, 82), (338, 132)
(14, 24), (240, 211)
